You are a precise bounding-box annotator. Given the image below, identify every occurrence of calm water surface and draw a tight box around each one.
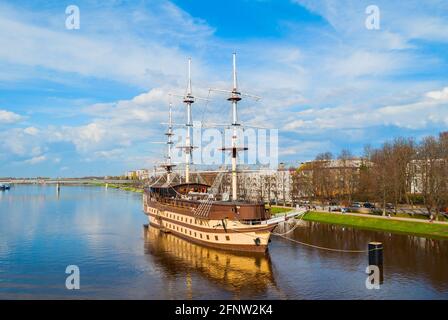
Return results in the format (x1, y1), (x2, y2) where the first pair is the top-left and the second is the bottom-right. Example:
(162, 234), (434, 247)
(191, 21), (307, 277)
(0, 185), (447, 299)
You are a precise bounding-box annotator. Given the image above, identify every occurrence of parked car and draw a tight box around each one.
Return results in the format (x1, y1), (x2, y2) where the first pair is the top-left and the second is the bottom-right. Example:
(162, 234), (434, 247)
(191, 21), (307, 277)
(363, 202), (376, 209)
(330, 206), (341, 212)
(351, 202), (362, 208)
(386, 203), (395, 209)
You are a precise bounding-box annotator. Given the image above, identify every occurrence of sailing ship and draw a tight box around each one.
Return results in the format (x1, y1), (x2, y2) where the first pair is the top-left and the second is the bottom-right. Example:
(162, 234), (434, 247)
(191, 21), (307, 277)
(143, 54), (283, 253)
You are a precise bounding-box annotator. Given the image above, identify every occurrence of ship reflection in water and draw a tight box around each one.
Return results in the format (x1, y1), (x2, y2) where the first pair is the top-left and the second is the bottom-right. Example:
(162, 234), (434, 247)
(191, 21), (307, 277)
(143, 225), (280, 298)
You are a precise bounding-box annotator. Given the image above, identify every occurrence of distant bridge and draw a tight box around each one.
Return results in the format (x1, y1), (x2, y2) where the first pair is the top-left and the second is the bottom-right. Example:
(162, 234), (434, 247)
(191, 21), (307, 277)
(0, 179), (133, 185)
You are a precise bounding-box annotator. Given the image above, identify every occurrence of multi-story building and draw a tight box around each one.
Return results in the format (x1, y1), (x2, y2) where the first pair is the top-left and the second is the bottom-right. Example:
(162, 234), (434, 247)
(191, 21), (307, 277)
(125, 169), (150, 180)
(237, 164), (294, 205)
(294, 158), (366, 201)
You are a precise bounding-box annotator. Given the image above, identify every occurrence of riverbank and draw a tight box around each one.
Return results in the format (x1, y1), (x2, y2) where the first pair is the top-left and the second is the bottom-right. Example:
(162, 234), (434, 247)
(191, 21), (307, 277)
(91, 182), (143, 193)
(303, 211), (448, 239)
(269, 206), (293, 215)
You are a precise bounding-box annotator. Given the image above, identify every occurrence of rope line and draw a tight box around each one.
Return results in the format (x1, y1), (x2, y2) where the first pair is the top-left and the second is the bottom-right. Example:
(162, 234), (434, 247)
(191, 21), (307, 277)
(147, 174), (164, 188)
(271, 211), (306, 236)
(230, 211), (381, 254)
(273, 233), (378, 253)
(271, 212), (382, 253)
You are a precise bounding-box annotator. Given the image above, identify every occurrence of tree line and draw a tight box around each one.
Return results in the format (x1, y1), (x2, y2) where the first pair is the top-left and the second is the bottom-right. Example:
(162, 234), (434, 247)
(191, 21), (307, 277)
(292, 132), (448, 218)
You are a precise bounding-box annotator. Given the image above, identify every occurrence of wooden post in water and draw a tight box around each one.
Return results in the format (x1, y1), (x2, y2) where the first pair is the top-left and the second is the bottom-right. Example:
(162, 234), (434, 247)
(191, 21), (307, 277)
(368, 242), (384, 283)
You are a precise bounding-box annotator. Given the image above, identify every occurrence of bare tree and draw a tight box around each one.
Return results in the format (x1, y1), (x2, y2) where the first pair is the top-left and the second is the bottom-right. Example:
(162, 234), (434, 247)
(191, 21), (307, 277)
(312, 152), (334, 203)
(337, 149), (359, 204)
(419, 135), (448, 220)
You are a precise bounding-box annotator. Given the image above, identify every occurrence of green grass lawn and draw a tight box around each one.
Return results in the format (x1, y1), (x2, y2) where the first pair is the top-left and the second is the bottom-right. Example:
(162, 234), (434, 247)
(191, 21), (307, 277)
(269, 206), (293, 215)
(303, 211), (448, 239)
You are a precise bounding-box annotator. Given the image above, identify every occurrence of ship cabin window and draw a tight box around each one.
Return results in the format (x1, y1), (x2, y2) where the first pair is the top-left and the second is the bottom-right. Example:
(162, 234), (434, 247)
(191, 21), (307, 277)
(189, 231), (192, 235)
(190, 219), (192, 224)
(206, 235), (209, 240)
(199, 234), (202, 239)
(194, 232), (196, 237)
(226, 236), (230, 241)
(215, 236), (219, 241)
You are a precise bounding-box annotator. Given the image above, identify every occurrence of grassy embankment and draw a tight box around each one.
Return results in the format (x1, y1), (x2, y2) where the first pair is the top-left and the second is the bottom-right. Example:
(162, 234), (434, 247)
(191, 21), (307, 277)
(303, 211), (448, 239)
(91, 182), (143, 193)
(269, 206), (294, 216)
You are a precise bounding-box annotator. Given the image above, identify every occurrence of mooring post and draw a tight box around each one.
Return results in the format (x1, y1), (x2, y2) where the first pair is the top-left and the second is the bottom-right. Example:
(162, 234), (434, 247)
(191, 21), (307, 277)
(368, 241), (384, 283)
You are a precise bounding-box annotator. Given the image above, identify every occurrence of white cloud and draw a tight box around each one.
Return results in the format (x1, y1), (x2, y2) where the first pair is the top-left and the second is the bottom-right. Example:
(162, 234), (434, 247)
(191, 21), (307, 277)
(0, 1), (213, 88)
(0, 109), (22, 124)
(283, 87), (448, 132)
(426, 87), (448, 100)
(24, 155), (47, 165)
(24, 126), (39, 135)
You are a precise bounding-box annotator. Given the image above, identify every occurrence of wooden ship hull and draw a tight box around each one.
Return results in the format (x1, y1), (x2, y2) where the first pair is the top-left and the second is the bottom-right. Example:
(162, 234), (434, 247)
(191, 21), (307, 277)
(143, 186), (277, 253)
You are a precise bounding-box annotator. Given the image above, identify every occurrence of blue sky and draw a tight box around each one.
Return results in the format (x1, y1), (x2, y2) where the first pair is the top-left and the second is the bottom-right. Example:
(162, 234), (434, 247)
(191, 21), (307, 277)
(0, 0), (448, 177)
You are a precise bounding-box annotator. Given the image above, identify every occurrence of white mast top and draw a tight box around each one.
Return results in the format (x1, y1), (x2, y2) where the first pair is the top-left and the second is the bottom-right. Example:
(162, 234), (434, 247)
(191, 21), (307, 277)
(228, 53), (242, 126)
(187, 58), (192, 96)
(222, 53), (246, 201)
(182, 58), (195, 183)
(161, 102), (176, 184)
(167, 102), (174, 164)
(232, 52), (238, 91)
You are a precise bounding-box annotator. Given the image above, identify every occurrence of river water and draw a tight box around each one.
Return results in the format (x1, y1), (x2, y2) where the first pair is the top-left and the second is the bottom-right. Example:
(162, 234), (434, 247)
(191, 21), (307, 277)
(0, 185), (447, 299)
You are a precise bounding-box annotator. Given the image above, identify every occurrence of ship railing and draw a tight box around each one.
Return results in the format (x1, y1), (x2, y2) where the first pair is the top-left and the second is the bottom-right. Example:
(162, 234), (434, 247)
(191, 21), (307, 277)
(239, 219), (263, 226)
(262, 209), (307, 225)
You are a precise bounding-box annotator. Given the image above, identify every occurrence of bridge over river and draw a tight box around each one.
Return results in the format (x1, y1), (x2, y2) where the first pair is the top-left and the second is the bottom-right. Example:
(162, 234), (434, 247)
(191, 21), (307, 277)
(0, 179), (132, 185)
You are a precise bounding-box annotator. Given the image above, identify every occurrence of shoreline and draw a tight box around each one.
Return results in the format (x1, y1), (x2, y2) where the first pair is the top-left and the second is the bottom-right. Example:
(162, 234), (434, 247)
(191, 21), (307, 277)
(90, 182), (144, 193)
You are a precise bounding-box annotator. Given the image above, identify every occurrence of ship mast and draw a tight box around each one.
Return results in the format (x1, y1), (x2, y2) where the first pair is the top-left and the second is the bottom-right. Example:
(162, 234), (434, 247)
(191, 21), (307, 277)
(222, 53), (247, 201)
(160, 103), (176, 184)
(182, 58), (195, 183)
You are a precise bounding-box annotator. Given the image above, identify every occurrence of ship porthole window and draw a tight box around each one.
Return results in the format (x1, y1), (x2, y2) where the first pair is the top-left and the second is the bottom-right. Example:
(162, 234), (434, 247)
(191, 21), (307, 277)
(215, 236), (219, 241)
(206, 235), (210, 240)
(200, 234), (202, 239)
(226, 236), (230, 241)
